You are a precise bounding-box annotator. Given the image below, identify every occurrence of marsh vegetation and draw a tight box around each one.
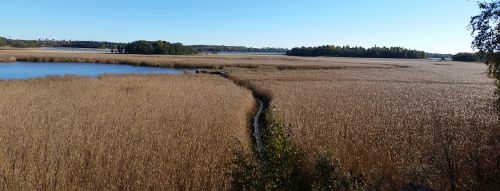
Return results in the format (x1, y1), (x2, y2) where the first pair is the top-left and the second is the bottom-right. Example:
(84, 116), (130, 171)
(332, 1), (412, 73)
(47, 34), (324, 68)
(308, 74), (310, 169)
(227, 60), (499, 190)
(0, 75), (255, 190)
(0, 0), (498, 190)
(0, 49), (498, 190)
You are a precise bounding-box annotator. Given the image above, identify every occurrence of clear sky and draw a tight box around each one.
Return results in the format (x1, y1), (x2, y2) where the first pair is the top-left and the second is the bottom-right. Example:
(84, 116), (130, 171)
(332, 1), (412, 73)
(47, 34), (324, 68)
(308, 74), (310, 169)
(0, 0), (481, 53)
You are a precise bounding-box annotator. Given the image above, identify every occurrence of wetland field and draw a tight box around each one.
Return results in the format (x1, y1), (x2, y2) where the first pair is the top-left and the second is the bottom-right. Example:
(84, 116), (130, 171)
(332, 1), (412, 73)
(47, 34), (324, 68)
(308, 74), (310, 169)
(0, 50), (498, 190)
(0, 73), (255, 190)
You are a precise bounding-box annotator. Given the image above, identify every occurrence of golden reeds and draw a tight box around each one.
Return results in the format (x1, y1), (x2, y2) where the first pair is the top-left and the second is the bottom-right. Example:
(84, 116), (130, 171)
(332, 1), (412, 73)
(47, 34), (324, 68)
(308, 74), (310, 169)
(0, 49), (497, 189)
(0, 56), (15, 62)
(228, 61), (499, 190)
(0, 74), (255, 190)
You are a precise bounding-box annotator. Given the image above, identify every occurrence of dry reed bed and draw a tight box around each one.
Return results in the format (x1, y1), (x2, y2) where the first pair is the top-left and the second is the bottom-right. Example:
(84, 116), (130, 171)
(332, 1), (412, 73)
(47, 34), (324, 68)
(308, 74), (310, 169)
(0, 56), (15, 62)
(0, 49), (425, 70)
(0, 75), (255, 190)
(227, 61), (500, 190)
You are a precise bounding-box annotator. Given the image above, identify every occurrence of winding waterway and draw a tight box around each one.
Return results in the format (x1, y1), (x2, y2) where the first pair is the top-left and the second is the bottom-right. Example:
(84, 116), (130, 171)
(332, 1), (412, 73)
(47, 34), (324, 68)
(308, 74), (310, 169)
(253, 98), (265, 152)
(196, 69), (266, 153)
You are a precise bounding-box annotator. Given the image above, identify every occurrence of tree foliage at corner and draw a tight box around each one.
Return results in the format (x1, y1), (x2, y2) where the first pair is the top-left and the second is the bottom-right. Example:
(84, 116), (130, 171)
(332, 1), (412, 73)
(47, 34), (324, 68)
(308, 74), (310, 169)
(470, 3), (500, 188)
(470, 0), (500, 84)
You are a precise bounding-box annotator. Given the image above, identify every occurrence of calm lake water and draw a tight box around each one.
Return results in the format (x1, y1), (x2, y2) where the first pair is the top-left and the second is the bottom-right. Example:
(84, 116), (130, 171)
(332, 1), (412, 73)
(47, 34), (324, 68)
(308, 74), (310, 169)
(0, 62), (194, 80)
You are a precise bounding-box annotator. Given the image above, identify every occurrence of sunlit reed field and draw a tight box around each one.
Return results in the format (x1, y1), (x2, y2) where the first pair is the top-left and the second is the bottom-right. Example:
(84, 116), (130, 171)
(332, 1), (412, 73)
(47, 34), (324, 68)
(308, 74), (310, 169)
(0, 50), (498, 190)
(0, 49), (430, 70)
(227, 61), (500, 190)
(0, 75), (255, 190)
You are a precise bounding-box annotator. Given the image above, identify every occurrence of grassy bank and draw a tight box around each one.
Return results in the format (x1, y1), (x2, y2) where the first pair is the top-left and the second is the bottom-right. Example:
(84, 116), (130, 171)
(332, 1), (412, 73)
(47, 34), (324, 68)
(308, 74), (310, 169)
(0, 56), (15, 62)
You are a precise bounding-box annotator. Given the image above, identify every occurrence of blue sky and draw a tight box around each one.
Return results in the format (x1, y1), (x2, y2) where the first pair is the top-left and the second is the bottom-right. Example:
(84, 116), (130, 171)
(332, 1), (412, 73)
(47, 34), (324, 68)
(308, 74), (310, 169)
(0, 0), (480, 53)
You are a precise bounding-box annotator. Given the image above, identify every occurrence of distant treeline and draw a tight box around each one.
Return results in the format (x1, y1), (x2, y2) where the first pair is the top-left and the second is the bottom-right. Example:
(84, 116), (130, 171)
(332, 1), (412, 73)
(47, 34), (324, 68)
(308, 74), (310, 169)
(451, 52), (484, 62)
(0, 37), (287, 54)
(2, 37), (479, 59)
(287, 45), (428, 59)
(0, 37), (197, 55)
(427, 53), (453, 59)
(0, 37), (125, 49)
(189, 45), (288, 53)
(124, 40), (197, 55)
(0, 37), (44, 48)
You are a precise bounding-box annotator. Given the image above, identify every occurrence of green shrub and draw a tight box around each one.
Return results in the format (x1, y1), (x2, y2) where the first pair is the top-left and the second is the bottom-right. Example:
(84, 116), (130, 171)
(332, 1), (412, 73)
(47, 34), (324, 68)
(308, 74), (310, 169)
(312, 154), (366, 191)
(231, 111), (368, 191)
(229, 141), (263, 191)
(261, 111), (304, 191)
(230, 111), (304, 191)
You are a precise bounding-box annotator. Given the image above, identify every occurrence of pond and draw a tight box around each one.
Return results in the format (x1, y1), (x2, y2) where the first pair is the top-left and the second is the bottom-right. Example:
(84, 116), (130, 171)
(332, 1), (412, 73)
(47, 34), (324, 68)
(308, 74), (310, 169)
(0, 62), (195, 80)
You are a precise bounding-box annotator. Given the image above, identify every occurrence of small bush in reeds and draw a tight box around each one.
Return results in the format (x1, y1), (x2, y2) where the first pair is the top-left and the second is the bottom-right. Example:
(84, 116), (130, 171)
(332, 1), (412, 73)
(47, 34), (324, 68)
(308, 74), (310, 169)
(231, 112), (368, 191)
(230, 111), (304, 191)
(260, 111), (304, 191)
(311, 153), (365, 191)
(229, 141), (263, 191)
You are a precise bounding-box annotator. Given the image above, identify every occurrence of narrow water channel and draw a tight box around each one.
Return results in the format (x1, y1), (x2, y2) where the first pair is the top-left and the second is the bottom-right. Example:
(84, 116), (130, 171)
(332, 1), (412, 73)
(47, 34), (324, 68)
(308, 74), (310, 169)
(195, 69), (267, 153)
(253, 98), (265, 152)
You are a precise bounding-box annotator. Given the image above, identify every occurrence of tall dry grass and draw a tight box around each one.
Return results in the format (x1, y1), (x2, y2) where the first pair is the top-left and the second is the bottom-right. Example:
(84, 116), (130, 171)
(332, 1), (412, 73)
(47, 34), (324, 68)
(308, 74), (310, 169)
(0, 74), (255, 190)
(227, 61), (500, 190)
(0, 56), (15, 62)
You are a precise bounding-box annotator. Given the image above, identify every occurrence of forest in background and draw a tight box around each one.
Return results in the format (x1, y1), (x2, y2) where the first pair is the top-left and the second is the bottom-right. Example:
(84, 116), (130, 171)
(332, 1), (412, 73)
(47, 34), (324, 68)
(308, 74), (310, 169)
(0, 37), (483, 59)
(0, 37), (286, 54)
(286, 45), (428, 59)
